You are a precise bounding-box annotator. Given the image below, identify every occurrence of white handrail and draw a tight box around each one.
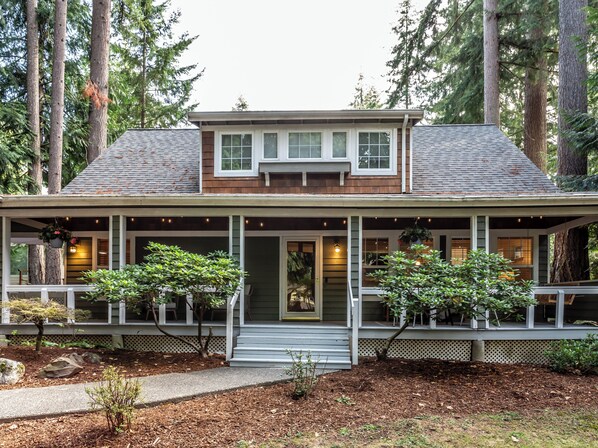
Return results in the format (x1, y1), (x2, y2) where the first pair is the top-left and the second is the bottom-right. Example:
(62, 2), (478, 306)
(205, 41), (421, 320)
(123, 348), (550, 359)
(6, 284), (92, 293)
(348, 281), (359, 365)
(225, 285), (243, 361)
(531, 285), (598, 329)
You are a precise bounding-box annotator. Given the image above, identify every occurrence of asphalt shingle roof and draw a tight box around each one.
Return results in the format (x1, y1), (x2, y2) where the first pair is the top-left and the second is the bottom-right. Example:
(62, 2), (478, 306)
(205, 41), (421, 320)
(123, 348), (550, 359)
(411, 125), (560, 195)
(62, 124), (560, 196)
(62, 129), (200, 195)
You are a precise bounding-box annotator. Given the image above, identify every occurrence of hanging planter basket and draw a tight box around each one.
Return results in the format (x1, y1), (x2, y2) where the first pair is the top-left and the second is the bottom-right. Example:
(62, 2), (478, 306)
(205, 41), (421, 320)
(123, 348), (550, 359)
(39, 222), (72, 249)
(399, 224), (432, 245)
(49, 237), (64, 248)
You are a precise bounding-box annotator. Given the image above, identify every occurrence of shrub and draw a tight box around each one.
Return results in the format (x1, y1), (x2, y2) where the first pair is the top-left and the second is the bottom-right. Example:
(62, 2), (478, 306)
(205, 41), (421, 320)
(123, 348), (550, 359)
(86, 366), (142, 433)
(285, 350), (321, 399)
(545, 334), (598, 375)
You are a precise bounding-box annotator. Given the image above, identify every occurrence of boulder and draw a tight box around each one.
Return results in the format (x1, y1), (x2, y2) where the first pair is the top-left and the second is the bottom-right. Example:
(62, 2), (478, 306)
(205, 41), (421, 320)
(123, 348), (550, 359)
(39, 355), (83, 378)
(82, 352), (102, 364)
(0, 358), (25, 385)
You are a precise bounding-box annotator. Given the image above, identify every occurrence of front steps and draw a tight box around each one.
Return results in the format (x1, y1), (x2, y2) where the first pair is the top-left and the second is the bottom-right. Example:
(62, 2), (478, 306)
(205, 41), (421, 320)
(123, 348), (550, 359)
(229, 325), (352, 370)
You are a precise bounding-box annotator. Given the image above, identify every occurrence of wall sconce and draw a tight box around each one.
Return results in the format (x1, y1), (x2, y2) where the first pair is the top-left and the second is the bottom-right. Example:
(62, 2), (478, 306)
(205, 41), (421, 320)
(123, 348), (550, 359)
(333, 240), (341, 253)
(69, 245), (77, 254)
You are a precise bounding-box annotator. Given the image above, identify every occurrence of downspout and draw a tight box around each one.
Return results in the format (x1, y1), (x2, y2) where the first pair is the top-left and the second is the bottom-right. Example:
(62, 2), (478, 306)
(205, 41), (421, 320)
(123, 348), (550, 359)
(198, 126), (203, 194)
(401, 114), (409, 193)
(409, 121), (413, 193)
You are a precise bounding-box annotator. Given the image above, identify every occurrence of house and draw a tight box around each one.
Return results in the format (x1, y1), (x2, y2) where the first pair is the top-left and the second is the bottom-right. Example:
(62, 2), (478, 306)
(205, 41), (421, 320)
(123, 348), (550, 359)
(1, 109), (597, 368)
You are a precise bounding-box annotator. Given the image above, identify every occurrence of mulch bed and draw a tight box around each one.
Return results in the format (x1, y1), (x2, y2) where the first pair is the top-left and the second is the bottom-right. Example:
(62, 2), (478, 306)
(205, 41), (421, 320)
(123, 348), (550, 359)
(1, 357), (596, 447)
(0, 346), (225, 390)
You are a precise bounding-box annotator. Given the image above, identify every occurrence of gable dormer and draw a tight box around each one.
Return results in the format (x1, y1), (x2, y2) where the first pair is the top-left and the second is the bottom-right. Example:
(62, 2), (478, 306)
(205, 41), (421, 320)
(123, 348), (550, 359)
(188, 110), (423, 194)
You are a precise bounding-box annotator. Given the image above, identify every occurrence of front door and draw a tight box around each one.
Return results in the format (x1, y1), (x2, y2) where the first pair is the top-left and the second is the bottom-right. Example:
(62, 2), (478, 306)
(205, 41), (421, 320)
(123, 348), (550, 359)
(281, 237), (321, 320)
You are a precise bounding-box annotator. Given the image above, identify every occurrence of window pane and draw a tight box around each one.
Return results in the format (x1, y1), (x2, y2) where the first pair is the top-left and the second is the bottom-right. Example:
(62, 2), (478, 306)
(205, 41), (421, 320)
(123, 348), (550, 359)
(357, 132), (392, 170)
(221, 133), (252, 171)
(264, 133), (278, 158)
(451, 238), (470, 265)
(289, 132), (322, 159)
(497, 237), (533, 266)
(333, 132), (347, 158)
(362, 238), (389, 287)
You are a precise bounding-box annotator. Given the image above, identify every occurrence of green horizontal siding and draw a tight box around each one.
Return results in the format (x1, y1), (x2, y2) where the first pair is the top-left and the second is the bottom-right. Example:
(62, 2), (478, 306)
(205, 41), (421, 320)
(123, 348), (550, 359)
(322, 236), (347, 321)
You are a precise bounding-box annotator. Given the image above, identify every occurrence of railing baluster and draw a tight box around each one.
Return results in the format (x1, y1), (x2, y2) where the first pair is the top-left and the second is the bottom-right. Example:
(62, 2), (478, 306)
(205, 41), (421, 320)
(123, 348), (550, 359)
(186, 294), (194, 325)
(40, 288), (49, 304)
(556, 289), (565, 329)
(67, 288), (75, 323)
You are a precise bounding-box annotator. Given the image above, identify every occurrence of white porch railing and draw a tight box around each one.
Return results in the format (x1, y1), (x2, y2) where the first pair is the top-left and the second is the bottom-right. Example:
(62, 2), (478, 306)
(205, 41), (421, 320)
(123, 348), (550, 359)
(3, 284), (101, 324)
(347, 281), (359, 365)
(225, 285), (242, 361)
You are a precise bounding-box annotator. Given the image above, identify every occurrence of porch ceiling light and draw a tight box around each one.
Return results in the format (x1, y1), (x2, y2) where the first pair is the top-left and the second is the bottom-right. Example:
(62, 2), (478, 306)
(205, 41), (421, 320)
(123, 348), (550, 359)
(69, 245), (77, 254)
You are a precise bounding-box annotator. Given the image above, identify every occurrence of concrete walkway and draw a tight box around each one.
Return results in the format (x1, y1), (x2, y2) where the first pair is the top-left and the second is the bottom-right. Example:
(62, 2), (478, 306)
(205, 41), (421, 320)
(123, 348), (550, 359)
(0, 367), (291, 422)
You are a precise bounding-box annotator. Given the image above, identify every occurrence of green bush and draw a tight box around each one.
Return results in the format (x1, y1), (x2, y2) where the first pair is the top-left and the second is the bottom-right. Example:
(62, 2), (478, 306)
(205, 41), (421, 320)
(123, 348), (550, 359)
(86, 366), (142, 433)
(545, 334), (598, 375)
(285, 350), (321, 399)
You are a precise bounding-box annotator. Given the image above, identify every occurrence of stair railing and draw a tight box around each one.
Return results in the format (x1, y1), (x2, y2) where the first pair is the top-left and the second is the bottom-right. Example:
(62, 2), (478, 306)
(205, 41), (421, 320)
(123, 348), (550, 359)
(225, 284), (243, 361)
(347, 281), (359, 365)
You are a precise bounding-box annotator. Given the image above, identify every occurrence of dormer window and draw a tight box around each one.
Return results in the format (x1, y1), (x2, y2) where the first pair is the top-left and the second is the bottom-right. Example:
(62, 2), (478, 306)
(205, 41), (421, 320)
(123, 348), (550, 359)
(358, 131), (391, 169)
(263, 133), (278, 159)
(221, 133), (252, 171)
(288, 132), (322, 158)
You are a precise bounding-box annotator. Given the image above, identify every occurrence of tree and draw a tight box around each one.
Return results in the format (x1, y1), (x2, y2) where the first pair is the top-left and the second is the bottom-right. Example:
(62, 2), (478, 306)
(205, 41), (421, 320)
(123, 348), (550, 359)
(109, 0), (202, 138)
(371, 245), (535, 360)
(349, 73), (383, 109)
(483, 0), (500, 125)
(26, 0), (46, 285)
(1, 298), (89, 352)
(232, 95), (249, 111)
(84, 243), (243, 358)
(551, 0), (590, 282)
(86, 0), (111, 163)
(46, 0), (68, 286)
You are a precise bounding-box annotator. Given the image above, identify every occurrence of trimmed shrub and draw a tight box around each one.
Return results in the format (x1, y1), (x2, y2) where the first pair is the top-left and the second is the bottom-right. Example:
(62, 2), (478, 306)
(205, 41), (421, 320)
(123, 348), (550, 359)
(286, 350), (321, 399)
(545, 334), (598, 375)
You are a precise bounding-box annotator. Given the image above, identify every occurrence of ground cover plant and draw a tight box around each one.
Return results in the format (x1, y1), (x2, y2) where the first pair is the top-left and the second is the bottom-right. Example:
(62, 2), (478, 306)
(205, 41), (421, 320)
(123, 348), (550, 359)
(84, 242), (244, 357)
(545, 334), (598, 374)
(0, 357), (596, 447)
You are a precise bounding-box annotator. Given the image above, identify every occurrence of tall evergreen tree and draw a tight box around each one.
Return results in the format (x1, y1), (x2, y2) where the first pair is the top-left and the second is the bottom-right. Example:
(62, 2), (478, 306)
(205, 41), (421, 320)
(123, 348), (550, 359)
(109, 0), (202, 138)
(350, 73), (383, 109)
(483, 0), (500, 125)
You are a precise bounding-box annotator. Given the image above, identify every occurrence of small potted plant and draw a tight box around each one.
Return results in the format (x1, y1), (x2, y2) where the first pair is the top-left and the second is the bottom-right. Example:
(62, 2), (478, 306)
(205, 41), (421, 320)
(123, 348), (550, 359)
(399, 223), (432, 245)
(39, 223), (72, 248)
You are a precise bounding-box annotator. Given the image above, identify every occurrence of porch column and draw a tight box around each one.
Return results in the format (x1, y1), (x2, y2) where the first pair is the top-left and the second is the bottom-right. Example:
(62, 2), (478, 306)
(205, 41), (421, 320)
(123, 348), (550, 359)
(229, 215), (244, 323)
(1, 217), (10, 324)
(109, 215), (126, 325)
(470, 215), (489, 329)
(348, 216), (361, 364)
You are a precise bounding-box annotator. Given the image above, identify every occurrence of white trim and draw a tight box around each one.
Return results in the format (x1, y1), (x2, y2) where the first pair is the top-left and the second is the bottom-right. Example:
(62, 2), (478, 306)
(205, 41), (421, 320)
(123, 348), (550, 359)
(108, 216), (113, 270)
(485, 215), (490, 250)
(401, 116), (408, 193)
(470, 216), (478, 250)
(119, 215), (126, 269)
(280, 235), (323, 320)
(228, 216), (233, 255)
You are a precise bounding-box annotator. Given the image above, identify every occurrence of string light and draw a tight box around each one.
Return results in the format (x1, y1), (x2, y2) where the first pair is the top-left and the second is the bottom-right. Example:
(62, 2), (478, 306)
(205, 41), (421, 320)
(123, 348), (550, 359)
(95, 219), (99, 224)
(205, 218), (210, 223)
(259, 222), (264, 228)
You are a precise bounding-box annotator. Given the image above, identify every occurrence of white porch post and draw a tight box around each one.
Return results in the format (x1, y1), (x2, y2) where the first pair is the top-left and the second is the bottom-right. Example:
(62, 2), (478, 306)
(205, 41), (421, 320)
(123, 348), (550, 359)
(348, 216), (361, 365)
(109, 215), (126, 325)
(1, 217), (10, 324)
(226, 215), (243, 361)
(470, 215), (490, 330)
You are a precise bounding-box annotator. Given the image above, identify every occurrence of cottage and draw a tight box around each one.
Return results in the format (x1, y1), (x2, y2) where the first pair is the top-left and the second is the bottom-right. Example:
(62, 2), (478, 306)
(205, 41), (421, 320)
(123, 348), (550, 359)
(1, 109), (597, 368)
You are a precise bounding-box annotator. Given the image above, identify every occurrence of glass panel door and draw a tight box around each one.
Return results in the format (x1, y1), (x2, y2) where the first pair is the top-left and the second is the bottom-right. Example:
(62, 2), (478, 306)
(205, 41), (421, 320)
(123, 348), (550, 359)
(283, 239), (320, 319)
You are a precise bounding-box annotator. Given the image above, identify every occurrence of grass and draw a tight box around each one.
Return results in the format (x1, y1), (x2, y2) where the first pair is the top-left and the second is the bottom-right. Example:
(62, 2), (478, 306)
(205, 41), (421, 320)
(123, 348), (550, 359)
(249, 410), (598, 447)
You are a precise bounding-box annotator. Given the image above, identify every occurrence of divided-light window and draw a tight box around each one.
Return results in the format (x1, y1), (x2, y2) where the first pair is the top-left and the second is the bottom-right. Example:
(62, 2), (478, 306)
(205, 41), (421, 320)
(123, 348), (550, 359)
(288, 132), (322, 158)
(221, 134), (252, 171)
(358, 131), (391, 169)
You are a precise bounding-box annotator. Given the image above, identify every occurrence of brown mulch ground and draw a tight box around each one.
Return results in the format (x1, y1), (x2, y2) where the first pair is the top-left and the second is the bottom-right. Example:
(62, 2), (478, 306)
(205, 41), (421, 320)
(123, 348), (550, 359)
(0, 346), (225, 390)
(1, 357), (597, 447)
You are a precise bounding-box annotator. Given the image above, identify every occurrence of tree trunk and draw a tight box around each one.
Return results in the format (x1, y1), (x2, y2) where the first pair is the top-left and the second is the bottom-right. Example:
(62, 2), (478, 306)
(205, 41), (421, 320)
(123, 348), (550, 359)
(46, 0), (68, 286)
(523, 7), (548, 173)
(47, 0), (67, 195)
(483, 0), (500, 126)
(551, 0), (589, 282)
(26, 0), (45, 285)
(140, 25), (147, 128)
(35, 322), (44, 353)
(375, 321), (409, 361)
(87, 0), (111, 164)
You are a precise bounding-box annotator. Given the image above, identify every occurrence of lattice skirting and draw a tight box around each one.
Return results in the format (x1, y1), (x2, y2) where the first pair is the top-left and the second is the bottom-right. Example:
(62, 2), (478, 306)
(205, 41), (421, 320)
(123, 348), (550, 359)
(123, 335), (226, 354)
(7, 334), (226, 354)
(358, 339), (472, 361)
(484, 340), (552, 364)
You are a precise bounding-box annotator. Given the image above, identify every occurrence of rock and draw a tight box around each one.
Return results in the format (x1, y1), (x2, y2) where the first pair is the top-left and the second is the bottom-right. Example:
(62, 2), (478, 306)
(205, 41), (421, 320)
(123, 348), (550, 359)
(39, 355), (83, 378)
(65, 353), (85, 366)
(82, 352), (102, 364)
(0, 358), (25, 385)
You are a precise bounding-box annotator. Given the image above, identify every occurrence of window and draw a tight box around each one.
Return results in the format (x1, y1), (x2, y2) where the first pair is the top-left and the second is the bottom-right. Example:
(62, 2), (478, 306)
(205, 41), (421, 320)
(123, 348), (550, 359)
(450, 238), (470, 265)
(497, 237), (533, 281)
(221, 133), (252, 171)
(362, 238), (389, 287)
(332, 132), (347, 158)
(358, 131), (391, 169)
(263, 133), (278, 159)
(97, 238), (131, 269)
(288, 132), (321, 158)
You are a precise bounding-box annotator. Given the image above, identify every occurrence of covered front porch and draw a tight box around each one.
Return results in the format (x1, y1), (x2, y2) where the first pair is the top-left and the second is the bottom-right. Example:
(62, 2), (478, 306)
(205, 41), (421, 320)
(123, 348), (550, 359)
(1, 195), (598, 365)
